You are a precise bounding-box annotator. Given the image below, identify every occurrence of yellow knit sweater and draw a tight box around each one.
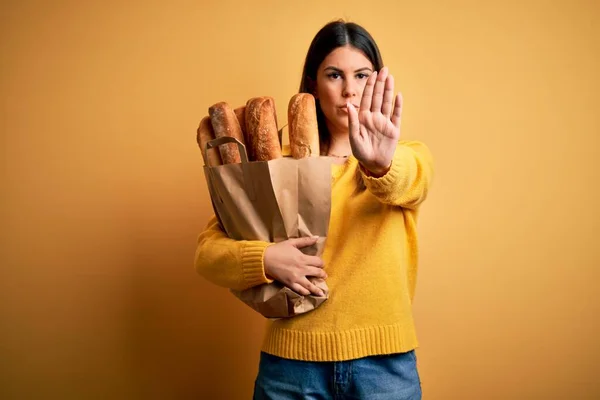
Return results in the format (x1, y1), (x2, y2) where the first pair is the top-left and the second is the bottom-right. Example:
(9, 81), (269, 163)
(195, 140), (433, 362)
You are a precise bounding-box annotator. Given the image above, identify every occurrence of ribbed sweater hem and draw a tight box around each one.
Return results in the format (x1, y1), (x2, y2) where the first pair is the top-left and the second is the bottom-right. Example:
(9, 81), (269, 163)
(261, 323), (419, 362)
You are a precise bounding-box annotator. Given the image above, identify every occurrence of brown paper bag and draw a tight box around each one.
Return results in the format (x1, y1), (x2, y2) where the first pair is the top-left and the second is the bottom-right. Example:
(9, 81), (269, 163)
(202, 136), (334, 319)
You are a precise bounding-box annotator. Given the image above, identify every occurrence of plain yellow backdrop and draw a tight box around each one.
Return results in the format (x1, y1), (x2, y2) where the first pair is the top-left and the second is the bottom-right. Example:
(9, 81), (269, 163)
(1, 0), (598, 398)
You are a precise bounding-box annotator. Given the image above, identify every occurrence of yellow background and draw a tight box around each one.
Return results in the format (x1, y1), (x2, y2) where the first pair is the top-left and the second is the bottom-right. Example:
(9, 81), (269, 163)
(1, 0), (598, 398)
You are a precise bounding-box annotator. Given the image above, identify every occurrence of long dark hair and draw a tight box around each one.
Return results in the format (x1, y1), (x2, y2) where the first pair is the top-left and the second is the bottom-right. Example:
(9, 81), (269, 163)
(299, 20), (384, 155)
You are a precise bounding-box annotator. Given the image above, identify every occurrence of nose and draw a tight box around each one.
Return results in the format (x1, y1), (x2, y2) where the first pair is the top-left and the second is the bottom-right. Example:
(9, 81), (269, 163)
(342, 78), (359, 98)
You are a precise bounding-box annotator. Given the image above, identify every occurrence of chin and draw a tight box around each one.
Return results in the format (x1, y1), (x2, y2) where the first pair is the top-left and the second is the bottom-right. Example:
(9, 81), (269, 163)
(323, 110), (349, 133)
(336, 117), (349, 130)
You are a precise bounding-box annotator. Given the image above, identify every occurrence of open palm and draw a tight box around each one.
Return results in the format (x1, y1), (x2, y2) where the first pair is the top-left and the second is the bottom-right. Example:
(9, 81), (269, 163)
(348, 67), (402, 175)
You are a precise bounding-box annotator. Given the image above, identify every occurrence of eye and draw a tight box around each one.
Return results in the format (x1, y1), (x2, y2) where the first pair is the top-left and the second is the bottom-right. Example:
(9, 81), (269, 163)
(327, 72), (341, 80)
(356, 73), (369, 80)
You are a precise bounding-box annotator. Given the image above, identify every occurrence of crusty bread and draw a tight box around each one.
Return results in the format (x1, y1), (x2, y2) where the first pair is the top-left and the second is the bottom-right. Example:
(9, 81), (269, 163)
(245, 97), (282, 161)
(234, 106), (250, 159)
(234, 106), (246, 136)
(208, 102), (246, 164)
(196, 116), (223, 167)
(288, 93), (320, 158)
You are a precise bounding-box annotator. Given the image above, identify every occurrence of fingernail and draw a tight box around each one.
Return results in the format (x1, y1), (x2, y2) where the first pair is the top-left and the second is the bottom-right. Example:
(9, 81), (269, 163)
(311, 235), (319, 239)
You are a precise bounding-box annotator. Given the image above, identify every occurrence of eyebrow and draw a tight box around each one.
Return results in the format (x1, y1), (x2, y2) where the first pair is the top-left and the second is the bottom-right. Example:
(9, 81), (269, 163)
(323, 66), (373, 73)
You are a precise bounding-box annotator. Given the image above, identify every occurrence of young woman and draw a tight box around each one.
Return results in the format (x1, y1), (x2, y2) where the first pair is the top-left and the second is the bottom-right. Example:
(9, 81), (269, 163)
(195, 20), (433, 399)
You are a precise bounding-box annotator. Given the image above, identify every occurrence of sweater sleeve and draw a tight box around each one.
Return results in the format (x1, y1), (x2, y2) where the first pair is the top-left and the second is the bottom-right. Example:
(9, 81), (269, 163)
(359, 140), (434, 209)
(194, 215), (275, 291)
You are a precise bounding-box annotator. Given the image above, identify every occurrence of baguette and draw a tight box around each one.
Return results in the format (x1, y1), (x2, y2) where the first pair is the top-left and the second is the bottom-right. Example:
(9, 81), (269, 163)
(208, 102), (246, 164)
(196, 116), (223, 167)
(288, 93), (320, 158)
(245, 97), (282, 161)
(234, 106), (249, 159)
(234, 106), (246, 137)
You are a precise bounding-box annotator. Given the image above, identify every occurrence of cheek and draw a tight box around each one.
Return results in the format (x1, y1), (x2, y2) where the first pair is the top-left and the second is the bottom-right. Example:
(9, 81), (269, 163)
(317, 86), (336, 109)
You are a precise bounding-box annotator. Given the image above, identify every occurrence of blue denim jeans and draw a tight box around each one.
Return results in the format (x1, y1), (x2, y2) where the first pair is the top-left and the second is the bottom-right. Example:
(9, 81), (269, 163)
(253, 350), (422, 400)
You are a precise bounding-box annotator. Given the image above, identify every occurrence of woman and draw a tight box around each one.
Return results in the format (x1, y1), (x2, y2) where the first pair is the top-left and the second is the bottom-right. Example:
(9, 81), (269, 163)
(195, 20), (433, 399)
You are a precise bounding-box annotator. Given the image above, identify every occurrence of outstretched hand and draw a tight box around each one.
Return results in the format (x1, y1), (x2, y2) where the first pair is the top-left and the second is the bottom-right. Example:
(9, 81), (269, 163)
(347, 66), (402, 177)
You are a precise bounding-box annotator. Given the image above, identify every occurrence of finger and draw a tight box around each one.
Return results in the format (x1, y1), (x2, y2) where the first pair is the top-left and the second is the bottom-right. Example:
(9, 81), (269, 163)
(290, 283), (311, 296)
(301, 278), (325, 297)
(306, 267), (327, 279)
(347, 102), (361, 142)
(289, 236), (319, 249)
(391, 93), (403, 129)
(381, 74), (395, 119)
(359, 71), (377, 112)
(370, 67), (388, 113)
(303, 255), (324, 268)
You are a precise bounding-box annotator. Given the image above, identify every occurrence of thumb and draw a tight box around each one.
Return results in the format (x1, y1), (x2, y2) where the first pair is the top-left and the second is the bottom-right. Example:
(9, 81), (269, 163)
(288, 236), (319, 249)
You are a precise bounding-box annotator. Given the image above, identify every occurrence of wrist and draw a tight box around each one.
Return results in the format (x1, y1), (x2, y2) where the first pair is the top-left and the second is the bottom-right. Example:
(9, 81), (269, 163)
(262, 243), (276, 280)
(360, 160), (392, 178)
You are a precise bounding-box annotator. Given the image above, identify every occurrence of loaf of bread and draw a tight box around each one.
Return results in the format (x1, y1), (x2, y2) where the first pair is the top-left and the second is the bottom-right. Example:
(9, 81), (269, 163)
(245, 97), (282, 161)
(234, 106), (250, 159)
(208, 102), (246, 164)
(196, 116), (223, 167)
(288, 93), (320, 158)
(234, 106), (246, 136)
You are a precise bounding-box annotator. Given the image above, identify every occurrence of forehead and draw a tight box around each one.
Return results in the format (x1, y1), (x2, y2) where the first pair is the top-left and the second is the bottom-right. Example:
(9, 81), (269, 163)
(319, 46), (373, 71)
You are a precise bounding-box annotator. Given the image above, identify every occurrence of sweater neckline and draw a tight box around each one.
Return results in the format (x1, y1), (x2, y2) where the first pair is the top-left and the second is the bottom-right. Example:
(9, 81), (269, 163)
(330, 155), (357, 179)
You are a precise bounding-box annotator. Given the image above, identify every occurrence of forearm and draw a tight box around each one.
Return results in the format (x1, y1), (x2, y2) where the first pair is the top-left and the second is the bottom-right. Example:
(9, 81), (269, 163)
(194, 216), (274, 291)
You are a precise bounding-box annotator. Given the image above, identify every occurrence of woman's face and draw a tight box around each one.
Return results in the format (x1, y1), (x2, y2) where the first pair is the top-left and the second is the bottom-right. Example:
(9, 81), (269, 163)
(314, 45), (374, 135)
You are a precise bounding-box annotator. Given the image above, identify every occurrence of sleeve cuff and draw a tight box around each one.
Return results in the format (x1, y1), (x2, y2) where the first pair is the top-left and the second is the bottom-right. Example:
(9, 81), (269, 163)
(359, 149), (405, 196)
(241, 241), (275, 287)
